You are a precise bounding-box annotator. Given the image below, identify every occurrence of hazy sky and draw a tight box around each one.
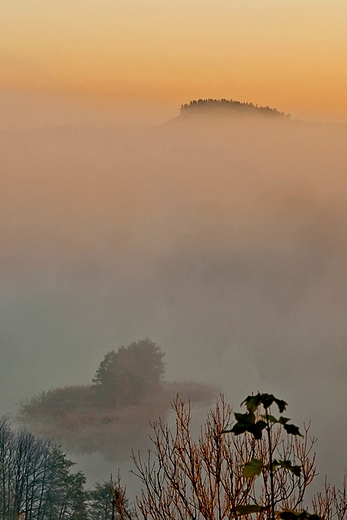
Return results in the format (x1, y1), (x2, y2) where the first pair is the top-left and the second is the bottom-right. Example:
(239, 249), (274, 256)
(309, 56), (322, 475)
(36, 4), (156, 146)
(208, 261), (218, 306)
(2, 0), (347, 490)
(1, 0), (347, 127)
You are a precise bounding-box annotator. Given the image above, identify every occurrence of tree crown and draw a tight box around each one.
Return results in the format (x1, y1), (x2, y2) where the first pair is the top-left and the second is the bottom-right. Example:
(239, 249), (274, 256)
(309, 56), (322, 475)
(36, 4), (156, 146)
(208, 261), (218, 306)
(92, 338), (165, 404)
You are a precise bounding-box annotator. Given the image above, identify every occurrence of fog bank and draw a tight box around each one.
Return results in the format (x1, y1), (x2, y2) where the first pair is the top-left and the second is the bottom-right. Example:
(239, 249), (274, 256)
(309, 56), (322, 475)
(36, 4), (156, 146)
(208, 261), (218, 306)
(1, 114), (347, 484)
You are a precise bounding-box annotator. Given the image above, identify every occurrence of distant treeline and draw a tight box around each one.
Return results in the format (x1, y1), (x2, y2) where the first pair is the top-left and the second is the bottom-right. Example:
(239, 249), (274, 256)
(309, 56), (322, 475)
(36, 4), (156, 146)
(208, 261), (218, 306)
(180, 98), (290, 119)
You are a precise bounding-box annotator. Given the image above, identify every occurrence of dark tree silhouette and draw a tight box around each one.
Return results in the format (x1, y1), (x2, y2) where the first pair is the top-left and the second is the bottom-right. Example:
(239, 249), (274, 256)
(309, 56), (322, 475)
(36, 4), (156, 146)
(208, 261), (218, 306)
(0, 417), (87, 520)
(92, 338), (165, 405)
(180, 98), (290, 119)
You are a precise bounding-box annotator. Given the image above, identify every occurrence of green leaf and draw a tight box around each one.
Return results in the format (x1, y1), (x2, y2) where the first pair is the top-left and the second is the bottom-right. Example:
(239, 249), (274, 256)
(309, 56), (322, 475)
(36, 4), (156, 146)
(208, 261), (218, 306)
(261, 414), (278, 423)
(231, 411), (257, 436)
(264, 459), (280, 471)
(243, 458), (263, 477)
(278, 510), (302, 520)
(283, 423), (303, 437)
(274, 398), (287, 413)
(289, 465), (302, 477)
(235, 411), (256, 425)
(242, 394), (263, 412)
(241, 394), (288, 413)
(261, 393), (275, 409)
(278, 459), (293, 469)
(230, 423), (249, 435)
(236, 504), (265, 515)
(278, 416), (291, 425)
(277, 460), (302, 477)
(248, 421), (267, 440)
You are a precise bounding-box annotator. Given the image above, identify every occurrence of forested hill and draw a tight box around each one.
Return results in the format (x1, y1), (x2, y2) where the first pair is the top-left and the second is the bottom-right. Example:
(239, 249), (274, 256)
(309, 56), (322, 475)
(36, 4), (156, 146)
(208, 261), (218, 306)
(180, 98), (290, 119)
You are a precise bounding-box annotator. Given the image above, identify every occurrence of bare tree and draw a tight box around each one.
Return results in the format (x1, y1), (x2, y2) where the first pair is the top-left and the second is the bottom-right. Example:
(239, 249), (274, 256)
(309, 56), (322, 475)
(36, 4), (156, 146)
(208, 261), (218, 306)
(131, 396), (317, 520)
(0, 417), (87, 520)
(87, 473), (132, 520)
(312, 477), (347, 520)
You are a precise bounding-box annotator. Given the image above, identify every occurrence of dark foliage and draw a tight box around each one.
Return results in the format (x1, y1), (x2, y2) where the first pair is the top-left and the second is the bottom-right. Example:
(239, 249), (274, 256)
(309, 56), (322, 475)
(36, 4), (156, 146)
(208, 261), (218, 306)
(180, 98), (290, 119)
(92, 338), (166, 405)
(0, 417), (86, 520)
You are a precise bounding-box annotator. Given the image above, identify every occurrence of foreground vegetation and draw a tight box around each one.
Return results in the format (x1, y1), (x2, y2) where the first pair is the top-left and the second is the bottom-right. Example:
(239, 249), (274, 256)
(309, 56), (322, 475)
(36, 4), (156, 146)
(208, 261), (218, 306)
(0, 416), (127, 519)
(132, 393), (346, 520)
(8, 393), (347, 520)
(9, 392), (347, 519)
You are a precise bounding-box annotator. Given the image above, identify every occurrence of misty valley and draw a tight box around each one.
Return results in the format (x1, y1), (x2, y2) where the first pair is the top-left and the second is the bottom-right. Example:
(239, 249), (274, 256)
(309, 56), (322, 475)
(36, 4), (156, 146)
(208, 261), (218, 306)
(1, 101), (347, 518)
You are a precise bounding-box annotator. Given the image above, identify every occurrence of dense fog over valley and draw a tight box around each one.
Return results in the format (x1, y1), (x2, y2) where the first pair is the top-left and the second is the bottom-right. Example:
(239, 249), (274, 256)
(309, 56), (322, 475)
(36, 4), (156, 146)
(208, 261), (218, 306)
(1, 112), (347, 485)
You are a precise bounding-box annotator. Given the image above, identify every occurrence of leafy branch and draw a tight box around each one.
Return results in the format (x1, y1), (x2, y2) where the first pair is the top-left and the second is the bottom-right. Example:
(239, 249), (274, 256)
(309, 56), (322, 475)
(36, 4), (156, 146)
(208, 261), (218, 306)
(223, 393), (319, 520)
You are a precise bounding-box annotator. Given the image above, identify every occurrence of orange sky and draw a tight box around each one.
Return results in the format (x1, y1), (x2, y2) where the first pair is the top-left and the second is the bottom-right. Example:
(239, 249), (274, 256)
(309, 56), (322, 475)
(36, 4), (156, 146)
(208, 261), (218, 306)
(1, 0), (347, 127)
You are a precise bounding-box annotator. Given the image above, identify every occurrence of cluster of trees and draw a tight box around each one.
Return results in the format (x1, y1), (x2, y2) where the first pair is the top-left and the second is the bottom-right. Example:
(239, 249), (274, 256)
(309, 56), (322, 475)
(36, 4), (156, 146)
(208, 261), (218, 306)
(0, 416), (130, 519)
(92, 339), (166, 405)
(20, 339), (216, 460)
(180, 99), (290, 118)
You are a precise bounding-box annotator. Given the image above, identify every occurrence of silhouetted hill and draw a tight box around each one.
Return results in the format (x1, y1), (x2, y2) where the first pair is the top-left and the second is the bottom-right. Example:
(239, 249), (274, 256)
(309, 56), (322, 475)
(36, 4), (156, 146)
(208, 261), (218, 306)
(179, 98), (290, 119)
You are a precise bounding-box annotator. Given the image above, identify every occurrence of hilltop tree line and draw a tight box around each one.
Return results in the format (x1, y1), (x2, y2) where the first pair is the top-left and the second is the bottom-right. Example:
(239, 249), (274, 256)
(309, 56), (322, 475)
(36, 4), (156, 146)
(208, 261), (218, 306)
(180, 98), (290, 118)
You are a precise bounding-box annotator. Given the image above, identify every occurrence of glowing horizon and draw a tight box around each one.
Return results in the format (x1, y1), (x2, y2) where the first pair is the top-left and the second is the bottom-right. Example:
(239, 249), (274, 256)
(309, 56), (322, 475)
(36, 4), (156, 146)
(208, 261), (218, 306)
(1, 0), (347, 126)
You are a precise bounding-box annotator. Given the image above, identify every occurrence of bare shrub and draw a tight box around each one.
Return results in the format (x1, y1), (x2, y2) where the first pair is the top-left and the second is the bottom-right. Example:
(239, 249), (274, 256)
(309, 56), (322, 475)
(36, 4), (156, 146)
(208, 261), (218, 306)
(132, 396), (317, 520)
